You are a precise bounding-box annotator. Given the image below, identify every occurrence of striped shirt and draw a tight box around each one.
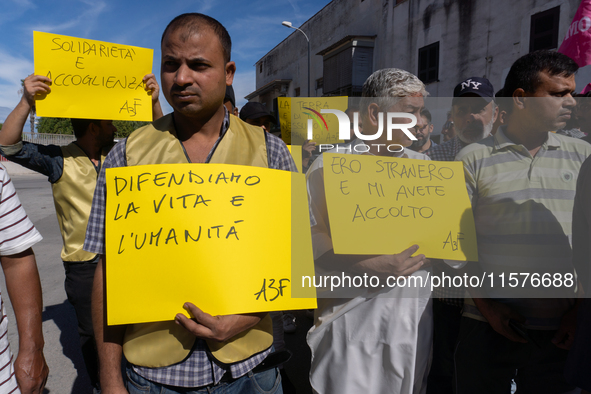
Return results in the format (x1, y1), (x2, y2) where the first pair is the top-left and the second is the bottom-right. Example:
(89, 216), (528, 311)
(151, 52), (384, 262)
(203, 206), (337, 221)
(0, 165), (42, 255)
(83, 110), (296, 388)
(0, 164), (43, 393)
(458, 127), (591, 329)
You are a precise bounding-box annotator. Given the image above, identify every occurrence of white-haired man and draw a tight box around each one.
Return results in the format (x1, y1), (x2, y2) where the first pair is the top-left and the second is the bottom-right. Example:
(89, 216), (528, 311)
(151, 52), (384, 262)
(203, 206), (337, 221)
(306, 68), (432, 394)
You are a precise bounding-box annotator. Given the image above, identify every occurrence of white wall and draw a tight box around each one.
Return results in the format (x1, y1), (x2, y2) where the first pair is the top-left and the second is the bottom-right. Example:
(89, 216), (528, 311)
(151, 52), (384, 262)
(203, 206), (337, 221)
(254, 0), (581, 100)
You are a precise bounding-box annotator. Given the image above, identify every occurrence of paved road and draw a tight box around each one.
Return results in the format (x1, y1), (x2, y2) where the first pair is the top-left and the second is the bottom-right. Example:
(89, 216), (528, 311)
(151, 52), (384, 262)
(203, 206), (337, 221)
(3, 173), (315, 394)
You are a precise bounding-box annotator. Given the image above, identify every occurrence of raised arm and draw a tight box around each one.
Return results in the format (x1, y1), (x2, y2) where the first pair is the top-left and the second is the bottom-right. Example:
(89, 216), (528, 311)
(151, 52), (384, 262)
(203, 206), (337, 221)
(1, 248), (48, 394)
(0, 75), (51, 146)
(143, 73), (163, 121)
(92, 255), (128, 394)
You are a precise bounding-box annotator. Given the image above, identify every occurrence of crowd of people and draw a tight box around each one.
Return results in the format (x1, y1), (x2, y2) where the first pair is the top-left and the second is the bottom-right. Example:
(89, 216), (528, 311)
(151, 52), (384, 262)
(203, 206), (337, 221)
(0, 10), (590, 394)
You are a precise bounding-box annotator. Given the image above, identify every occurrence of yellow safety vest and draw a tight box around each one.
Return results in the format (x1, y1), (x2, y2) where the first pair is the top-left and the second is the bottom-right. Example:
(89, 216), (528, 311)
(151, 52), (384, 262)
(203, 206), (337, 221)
(122, 113), (274, 368)
(52, 142), (110, 262)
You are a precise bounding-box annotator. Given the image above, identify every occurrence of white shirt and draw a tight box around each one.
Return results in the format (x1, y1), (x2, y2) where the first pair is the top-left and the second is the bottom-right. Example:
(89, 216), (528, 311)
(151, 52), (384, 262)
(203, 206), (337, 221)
(0, 163), (43, 393)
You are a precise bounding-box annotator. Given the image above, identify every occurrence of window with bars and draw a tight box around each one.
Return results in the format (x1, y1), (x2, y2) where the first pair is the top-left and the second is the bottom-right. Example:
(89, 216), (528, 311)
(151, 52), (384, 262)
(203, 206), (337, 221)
(418, 42), (439, 84)
(530, 6), (560, 52)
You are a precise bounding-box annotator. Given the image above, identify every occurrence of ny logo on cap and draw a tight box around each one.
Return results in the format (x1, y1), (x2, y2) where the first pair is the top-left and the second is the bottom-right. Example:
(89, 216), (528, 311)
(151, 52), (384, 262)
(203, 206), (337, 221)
(461, 79), (482, 90)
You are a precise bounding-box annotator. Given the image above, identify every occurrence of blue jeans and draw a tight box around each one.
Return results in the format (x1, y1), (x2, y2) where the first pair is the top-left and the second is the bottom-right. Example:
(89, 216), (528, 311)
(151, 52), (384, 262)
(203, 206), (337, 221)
(126, 365), (283, 394)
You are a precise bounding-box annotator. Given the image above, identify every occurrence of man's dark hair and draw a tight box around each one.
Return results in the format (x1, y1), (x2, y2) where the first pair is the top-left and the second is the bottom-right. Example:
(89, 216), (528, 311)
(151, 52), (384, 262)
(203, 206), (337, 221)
(502, 50), (578, 97)
(162, 13), (232, 63)
(70, 118), (101, 139)
(420, 108), (432, 123)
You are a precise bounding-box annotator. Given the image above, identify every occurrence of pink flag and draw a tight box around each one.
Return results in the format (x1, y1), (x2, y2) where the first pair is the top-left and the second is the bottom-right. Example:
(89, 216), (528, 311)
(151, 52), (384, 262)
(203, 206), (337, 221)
(559, 0), (591, 67)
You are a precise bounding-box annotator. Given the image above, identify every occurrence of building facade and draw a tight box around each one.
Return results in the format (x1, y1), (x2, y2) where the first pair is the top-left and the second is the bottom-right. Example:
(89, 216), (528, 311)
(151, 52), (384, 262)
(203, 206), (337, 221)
(247, 0), (584, 121)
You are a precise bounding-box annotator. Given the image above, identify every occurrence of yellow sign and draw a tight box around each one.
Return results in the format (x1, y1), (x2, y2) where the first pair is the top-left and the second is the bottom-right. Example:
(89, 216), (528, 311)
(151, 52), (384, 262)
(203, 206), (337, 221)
(278, 97), (348, 145)
(287, 145), (303, 173)
(34, 31), (154, 121)
(105, 163), (316, 325)
(324, 154), (478, 260)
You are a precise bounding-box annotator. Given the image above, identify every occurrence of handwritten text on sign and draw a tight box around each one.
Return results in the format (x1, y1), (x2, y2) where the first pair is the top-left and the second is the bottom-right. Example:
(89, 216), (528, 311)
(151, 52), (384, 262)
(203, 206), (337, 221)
(34, 31), (153, 121)
(278, 97), (348, 145)
(105, 164), (316, 325)
(324, 154), (478, 260)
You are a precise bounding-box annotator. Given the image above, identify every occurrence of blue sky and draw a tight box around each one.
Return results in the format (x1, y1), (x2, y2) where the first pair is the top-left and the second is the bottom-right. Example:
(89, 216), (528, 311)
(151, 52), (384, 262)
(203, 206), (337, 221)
(0, 0), (332, 123)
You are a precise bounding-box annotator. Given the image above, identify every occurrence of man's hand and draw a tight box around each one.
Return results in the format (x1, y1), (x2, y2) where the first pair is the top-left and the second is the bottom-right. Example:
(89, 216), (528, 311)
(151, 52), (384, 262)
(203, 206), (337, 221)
(0, 75), (51, 146)
(302, 140), (316, 158)
(22, 74), (51, 107)
(143, 73), (159, 104)
(473, 298), (528, 343)
(143, 73), (163, 121)
(352, 244), (426, 278)
(175, 303), (264, 342)
(551, 304), (578, 349)
(14, 348), (48, 394)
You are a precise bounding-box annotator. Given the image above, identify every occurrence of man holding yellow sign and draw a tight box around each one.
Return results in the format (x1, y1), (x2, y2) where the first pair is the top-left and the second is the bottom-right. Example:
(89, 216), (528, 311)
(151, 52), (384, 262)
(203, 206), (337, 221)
(0, 71), (162, 393)
(306, 69), (460, 394)
(84, 13), (296, 394)
(33, 31), (158, 122)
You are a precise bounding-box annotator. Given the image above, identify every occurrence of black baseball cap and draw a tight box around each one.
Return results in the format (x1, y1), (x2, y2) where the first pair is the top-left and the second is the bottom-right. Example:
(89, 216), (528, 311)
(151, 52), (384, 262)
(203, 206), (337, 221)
(239, 102), (277, 124)
(224, 86), (236, 108)
(453, 77), (495, 104)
